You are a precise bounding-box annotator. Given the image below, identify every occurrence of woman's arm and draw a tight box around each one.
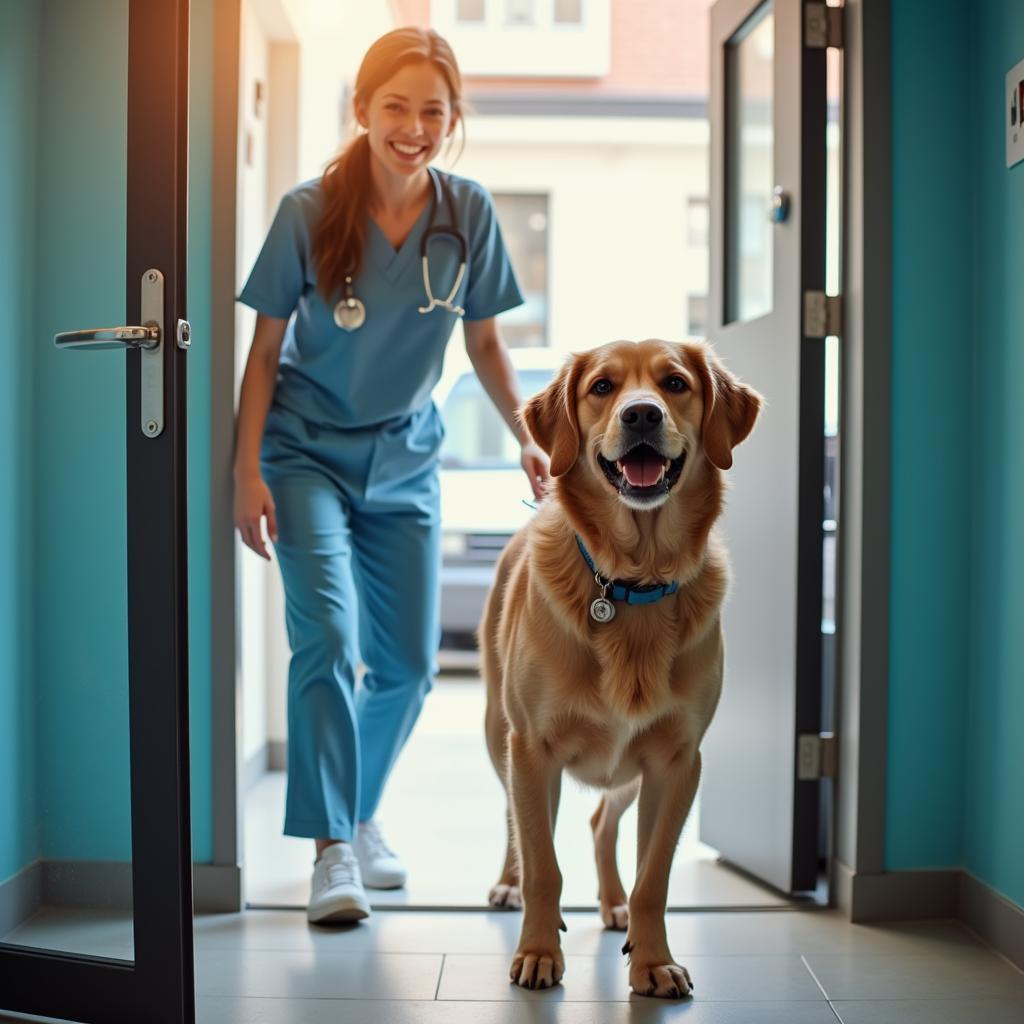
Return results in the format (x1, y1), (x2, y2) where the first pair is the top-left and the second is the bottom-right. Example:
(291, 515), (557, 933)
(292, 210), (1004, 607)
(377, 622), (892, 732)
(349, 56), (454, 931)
(463, 317), (550, 499)
(233, 313), (288, 558)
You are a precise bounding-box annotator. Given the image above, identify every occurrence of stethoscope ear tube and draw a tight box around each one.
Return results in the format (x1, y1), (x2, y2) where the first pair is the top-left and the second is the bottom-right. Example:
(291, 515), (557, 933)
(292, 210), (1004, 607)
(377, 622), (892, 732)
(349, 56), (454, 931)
(418, 223), (467, 316)
(418, 169), (468, 317)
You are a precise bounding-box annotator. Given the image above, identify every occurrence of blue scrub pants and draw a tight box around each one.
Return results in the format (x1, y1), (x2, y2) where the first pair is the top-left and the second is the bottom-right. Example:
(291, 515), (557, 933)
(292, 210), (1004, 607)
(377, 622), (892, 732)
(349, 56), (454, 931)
(261, 403), (441, 842)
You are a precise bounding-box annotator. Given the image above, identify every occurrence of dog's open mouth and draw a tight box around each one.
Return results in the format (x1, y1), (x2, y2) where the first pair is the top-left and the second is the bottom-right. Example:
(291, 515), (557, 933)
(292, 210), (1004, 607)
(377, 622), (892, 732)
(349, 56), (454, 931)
(598, 443), (686, 500)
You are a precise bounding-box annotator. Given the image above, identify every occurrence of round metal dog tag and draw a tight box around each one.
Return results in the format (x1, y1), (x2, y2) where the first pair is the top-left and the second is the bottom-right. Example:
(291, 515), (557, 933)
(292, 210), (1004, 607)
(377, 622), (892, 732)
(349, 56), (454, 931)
(333, 297), (366, 331)
(590, 597), (616, 623)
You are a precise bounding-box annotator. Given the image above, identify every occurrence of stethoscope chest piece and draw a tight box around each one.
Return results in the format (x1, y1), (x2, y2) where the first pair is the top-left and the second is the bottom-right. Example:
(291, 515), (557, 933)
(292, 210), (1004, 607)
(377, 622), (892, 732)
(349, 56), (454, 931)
(334, 275), (366, 331)
(334, 296), (366, 332)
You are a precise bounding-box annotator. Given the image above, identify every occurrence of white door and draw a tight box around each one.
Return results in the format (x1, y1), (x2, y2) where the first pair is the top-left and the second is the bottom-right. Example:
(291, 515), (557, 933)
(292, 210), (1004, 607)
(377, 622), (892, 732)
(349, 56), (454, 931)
(700, 0), (831, 894)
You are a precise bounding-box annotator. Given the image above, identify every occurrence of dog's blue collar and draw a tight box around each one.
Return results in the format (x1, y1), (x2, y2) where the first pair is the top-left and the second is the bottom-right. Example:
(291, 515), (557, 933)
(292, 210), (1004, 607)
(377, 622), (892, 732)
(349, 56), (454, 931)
(574, 535), (679, 606)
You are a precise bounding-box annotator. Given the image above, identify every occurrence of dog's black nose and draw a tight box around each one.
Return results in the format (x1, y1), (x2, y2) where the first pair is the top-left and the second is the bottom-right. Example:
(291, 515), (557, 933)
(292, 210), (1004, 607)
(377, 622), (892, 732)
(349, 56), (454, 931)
(620, 401), (664, 428)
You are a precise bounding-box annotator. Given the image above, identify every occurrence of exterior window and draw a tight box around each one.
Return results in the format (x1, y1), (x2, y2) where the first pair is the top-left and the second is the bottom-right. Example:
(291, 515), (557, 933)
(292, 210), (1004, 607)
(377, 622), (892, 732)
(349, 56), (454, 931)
(456, 0), (485, 22)
(554, 0), (583, 23)
(505, 0), (534, 26)
(493, 194), (548, 347)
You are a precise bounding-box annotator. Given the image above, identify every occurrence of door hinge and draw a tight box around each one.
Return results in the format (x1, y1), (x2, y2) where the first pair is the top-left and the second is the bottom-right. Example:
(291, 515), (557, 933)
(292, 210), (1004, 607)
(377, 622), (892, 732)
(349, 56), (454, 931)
(806, 3), (843, 49)
(804, 291), (842, 338)
(798, 732), (838, 780)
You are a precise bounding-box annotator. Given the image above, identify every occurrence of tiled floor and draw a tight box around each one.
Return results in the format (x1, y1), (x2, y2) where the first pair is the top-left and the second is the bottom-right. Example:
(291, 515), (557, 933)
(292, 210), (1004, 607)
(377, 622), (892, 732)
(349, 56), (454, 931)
(3, 906), (1024, 1022)
(6, 677), (1022, 1022)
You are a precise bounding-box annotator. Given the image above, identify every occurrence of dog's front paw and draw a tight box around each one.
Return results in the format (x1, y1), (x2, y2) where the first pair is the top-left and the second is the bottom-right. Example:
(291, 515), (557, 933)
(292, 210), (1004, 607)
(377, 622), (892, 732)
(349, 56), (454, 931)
(509, 946), (565, 990)
(488, 882), (522, 909)
(627, 958), (693, 999)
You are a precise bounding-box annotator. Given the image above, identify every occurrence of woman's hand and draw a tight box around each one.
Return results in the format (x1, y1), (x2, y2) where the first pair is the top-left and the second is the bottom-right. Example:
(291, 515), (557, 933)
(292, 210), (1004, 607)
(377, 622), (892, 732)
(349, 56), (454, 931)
(520, 441), (550, 501)
(234, 471), (278, 561)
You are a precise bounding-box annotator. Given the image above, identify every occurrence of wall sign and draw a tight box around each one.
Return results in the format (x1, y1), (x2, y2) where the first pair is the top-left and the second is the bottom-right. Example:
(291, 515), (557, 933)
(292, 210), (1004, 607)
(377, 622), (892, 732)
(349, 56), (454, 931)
(1008, 56), (1024, 169)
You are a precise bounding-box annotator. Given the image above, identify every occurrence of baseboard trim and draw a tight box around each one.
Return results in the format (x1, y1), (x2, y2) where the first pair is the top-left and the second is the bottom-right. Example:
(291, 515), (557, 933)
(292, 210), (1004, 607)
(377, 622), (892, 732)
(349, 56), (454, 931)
(835, 861), (960, 920)
(960, 871), (1024, 973)
(194, 863), (243, 913)
(835, 862), (1024, 971)
(43, 860), (133, 910)
(0, 861), (242, 929)
(0, 861), (42, 937)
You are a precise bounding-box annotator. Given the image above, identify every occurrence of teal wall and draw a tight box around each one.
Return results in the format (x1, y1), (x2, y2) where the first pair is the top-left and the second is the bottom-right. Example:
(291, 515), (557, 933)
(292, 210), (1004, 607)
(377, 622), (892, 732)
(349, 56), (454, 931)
(0, 0), (40, 884)
(965, 0), (1024, 908)
(888, 0), (973, 870)
(890, 0), (1024, 908)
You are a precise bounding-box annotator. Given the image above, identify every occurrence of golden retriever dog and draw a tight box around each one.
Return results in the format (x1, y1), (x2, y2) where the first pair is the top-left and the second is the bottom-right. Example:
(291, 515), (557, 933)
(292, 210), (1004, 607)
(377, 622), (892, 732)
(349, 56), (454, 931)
(480, 338), (761, 998)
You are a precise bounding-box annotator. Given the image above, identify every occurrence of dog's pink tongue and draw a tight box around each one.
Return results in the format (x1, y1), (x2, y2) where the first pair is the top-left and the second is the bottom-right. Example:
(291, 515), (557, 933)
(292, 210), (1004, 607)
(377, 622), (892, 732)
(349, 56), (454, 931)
(622, 451), (663, 487)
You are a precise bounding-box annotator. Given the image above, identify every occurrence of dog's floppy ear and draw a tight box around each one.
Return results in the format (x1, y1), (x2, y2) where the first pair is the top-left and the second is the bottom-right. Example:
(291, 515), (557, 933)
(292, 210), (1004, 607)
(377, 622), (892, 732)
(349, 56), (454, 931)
(691, 343), (762, 471)
(521, 353), (589, 477)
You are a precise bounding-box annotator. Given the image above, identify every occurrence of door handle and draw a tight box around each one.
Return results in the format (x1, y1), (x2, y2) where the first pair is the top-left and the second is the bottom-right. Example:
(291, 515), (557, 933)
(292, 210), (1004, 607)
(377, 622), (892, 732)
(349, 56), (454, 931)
(55, 325), (160, 350)
(53, 268), (166, 438)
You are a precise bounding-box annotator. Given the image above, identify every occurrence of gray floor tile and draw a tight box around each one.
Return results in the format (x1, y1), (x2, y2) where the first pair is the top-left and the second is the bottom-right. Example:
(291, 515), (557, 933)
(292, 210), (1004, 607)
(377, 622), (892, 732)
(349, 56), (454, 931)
(195, 907), (523, 954)
(436, 952), (825, 1002)
(197, 997), (843, 1024)
(661, 912), (984, 958)
(194, 908), (983, 963)
(194, 948), (443, 1000)
(832, 999), (1024, 1024)
(806, 946), (1024, 1001)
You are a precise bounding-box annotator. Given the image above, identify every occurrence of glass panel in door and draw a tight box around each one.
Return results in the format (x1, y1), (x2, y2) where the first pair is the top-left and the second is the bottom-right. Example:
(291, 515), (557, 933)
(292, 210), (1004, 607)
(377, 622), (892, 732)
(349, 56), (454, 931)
(0, 0), (134, 963)
(725, 0), (774, 324)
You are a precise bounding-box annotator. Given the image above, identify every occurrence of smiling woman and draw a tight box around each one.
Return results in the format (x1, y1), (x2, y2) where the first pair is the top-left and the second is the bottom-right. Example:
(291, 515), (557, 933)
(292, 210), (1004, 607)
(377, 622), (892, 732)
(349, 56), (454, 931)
(232, 25), (549, 927)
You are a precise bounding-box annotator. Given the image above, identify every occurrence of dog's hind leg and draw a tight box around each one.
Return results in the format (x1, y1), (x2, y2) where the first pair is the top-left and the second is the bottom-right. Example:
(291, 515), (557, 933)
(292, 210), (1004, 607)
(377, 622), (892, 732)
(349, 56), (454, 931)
(485, 696), (522, 909)
(590, 778), (640, 930)
(487, 728), (562, 911)
(488, 805), (521, 909)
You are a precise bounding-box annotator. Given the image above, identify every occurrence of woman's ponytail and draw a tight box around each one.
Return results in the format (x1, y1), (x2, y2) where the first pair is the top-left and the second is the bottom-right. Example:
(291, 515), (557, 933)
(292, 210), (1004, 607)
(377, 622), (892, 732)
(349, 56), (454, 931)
(313, 133), (373, 304)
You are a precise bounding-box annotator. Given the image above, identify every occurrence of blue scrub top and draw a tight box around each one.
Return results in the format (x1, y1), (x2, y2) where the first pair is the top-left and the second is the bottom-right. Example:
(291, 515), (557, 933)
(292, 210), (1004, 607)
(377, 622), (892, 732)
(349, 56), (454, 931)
(238, 171), (524, 432)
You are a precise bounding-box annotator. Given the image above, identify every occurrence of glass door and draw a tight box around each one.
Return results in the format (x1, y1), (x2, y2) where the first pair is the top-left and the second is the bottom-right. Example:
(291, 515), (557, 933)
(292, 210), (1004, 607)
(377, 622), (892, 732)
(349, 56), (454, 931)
(0, 1), (194, 1021)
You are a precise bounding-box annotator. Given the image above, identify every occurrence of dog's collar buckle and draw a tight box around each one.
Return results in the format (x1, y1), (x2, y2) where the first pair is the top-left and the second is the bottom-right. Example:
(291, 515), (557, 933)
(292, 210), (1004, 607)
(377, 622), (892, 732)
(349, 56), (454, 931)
(576, 535), (680, 618)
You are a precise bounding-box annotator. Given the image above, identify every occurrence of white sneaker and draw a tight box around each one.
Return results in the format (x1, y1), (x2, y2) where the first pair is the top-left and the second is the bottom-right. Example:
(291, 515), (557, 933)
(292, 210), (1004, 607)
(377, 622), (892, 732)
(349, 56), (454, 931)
(354, 820), (407, 889)
(307, 842), (370, 924)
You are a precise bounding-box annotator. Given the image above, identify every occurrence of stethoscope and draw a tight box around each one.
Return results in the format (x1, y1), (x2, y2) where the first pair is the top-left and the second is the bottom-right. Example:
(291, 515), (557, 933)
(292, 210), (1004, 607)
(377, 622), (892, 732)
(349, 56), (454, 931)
(333, 167), (468, 332)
